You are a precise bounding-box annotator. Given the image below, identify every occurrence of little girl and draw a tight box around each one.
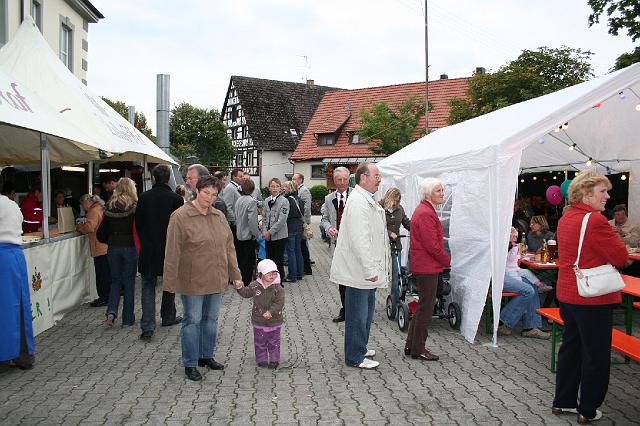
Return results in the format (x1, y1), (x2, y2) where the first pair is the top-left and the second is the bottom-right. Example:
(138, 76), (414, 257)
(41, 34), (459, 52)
(506, 227), (553, 293)
(235, 259), (285, 368)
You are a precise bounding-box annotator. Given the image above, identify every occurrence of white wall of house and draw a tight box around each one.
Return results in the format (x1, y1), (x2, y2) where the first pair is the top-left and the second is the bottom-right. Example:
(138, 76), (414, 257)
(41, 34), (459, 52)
(293, 160), (328, 189)
(2, 0), (97, 84)
(260, 150), (293, 188)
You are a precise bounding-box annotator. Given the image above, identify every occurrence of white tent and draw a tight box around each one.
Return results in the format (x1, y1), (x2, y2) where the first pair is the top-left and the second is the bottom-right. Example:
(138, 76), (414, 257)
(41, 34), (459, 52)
(0, 18), (174, 165)
(377, 63), (640, 344)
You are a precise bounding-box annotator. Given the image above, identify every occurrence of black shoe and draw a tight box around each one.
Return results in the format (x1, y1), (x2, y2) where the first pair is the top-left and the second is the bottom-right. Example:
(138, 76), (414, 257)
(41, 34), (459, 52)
(161, 316), (183, 327)
(198, 358), (224, 370)
(304, 270), (313, 275)
(185, 367), (202, 381)
(332, 314), (345, 323)
(268, 362), (279, 369)
(310, 260), (316, 265)
(139, 330), (153, 341)
(283, 278), (296, 283)
(89, 299), (107, 307)
(257, 362), (269, 368)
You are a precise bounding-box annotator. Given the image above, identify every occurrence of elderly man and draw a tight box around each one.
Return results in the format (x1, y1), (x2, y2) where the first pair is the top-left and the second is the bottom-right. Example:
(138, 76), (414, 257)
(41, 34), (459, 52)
(330, 163), (389, 369)
(320, 166), (352, 322)
(187, 165), (227, 216)
(609, 204), (640, 246)
(293, 172), (313, 275)
(136, 165), (186, 341)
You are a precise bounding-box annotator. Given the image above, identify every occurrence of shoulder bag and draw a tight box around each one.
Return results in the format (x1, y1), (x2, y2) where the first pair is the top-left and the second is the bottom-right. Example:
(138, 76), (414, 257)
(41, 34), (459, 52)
(291, 196), (314, 240)
(574, 212), (625, 297)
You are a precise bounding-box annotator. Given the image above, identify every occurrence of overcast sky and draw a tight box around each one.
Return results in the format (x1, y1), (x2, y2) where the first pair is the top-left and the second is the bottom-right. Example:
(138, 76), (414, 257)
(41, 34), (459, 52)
(87, 0), (636, 134)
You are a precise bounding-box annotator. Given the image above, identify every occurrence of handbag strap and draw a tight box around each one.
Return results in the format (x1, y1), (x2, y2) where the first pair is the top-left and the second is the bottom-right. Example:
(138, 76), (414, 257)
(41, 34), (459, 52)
(574, 212), (592, 268)
(290, 196), (303, 216)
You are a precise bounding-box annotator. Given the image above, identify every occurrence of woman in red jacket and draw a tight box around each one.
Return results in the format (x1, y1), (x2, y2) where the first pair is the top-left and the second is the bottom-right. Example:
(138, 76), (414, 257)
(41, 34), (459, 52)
(405, 178), (450, 361)
(552, 170), (628, 424)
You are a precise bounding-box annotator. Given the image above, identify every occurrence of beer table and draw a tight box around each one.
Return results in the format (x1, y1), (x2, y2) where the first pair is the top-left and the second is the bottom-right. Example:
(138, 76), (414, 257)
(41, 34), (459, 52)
(622, 274), (640, 335)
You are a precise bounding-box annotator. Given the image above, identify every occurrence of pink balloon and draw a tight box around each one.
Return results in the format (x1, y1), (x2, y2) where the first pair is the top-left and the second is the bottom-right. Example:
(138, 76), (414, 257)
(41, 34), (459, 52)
(546, 185), (563, 206)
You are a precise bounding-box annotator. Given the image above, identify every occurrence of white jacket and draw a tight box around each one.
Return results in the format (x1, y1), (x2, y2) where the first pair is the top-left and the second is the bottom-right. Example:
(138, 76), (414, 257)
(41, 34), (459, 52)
(330, 185), (390, 290)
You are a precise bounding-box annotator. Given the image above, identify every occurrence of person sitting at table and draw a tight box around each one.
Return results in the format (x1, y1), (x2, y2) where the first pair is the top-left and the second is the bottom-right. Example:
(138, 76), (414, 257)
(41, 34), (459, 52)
(609, 204), (640, 247)
(497, 228), (551, 340)
(527, 215), (554, 252)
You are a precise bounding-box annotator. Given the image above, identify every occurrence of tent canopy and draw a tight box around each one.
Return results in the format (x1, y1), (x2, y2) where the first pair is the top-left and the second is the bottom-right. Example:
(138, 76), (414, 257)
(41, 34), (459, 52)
(0, 18), (175, 165)
(378, 63), (640, 343)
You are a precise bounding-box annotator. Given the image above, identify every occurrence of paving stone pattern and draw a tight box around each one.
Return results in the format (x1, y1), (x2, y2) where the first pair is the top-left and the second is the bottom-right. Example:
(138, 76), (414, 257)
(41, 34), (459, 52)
(1, 217), (639, 425)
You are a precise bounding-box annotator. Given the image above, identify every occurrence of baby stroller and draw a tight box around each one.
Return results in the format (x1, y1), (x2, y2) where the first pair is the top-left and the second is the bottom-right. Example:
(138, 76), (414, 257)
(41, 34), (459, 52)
(386, 259), (461, 331)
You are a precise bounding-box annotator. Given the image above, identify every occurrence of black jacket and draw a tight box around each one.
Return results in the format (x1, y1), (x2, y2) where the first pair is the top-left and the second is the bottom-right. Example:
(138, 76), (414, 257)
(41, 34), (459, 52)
(103, 202), (136, 247)
(286, 193), (304, 235)
(135, 183), (184, 276)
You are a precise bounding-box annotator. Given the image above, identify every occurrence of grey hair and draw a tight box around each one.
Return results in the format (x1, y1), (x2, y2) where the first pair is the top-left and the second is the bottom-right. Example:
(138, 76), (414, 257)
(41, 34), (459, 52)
(420, 177), (443, 201)
(187, 163), (210, 178)
(79, 193), (104, 206)
(333, 166), (350, 177)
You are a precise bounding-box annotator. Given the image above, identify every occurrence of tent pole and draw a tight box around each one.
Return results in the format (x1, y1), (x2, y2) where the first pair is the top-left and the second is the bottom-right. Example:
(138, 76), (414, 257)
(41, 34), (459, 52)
(40, 133), (50, 241)
(87, 161), (94, 195)
(143, 154), (150, 191)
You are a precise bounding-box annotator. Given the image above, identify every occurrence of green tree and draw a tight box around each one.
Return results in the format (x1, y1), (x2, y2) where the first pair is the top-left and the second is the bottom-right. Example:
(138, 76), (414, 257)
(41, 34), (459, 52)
(101, 97), (155, 142)
(588, 0), (640, 42)
(448, 46), (593, 124)
(358, 96), (427, 155)
(169, 102), (233, 168)
(612, 45), (640, 70)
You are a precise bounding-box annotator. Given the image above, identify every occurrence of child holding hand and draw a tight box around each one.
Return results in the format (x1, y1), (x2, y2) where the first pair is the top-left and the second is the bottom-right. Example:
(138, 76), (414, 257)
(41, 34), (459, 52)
(234, 259), (285, 368)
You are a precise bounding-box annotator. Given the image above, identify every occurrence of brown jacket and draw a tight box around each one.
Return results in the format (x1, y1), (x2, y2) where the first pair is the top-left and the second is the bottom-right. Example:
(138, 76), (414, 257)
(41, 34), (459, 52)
(163, 201), (241, 295)
(236, 281), (285, 326)
(76, 202), (107, 257)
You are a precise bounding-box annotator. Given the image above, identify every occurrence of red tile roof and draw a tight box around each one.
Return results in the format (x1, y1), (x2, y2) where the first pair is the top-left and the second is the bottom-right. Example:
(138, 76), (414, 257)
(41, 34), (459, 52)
(291, 77), (469, 161)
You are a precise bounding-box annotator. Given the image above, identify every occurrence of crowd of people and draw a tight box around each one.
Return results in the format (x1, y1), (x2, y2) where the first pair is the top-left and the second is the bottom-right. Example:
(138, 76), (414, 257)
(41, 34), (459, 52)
(1, 163), (637, 424)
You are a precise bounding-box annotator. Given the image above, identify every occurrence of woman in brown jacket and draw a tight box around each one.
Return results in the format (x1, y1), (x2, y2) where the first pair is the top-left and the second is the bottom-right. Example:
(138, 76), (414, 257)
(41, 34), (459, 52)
(76, 194), (110, 307)
(164, 175), (243, 381)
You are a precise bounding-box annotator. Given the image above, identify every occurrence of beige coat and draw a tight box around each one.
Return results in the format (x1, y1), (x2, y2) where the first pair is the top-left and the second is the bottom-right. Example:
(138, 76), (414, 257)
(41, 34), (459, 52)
(163, 201), (241, 295)
(76, 202), (107, 257)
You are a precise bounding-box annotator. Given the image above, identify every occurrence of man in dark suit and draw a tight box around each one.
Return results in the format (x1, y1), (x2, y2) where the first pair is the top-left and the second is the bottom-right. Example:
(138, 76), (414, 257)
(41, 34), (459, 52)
(136, 164), (185, 341)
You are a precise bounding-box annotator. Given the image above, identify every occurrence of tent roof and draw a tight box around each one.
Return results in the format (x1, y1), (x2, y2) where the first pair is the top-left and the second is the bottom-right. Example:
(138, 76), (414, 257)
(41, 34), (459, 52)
(0, 18), (175, 165)
(379, 63), (640, 177)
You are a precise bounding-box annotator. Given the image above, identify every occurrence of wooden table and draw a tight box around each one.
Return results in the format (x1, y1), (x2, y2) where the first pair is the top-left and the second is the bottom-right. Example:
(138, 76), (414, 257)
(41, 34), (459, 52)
(629, 252), (640, 262)
(622, 274), (640, 335)
(518, 258), (558, 270)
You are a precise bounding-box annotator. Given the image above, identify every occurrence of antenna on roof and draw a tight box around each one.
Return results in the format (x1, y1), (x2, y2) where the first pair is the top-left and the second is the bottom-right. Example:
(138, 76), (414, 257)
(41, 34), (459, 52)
(297, 55), (310, 83)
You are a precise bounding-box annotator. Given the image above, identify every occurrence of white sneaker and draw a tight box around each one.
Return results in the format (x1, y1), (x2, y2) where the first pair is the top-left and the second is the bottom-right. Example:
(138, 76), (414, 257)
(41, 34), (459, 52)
(365, 349), (376, 357)
(357, 358), (379, 369)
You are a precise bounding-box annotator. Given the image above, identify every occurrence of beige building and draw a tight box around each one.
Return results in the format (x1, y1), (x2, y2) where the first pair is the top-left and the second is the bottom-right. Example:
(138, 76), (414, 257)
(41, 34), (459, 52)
(0, 0), (103, 84)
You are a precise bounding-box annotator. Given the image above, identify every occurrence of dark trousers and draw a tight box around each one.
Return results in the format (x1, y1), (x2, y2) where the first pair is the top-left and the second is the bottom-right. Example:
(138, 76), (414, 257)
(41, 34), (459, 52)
(301, 239), (312, 274)
(236, 239), (257, 286)
(405, 274), (438, 355)
(338, 285), (346, 317)
(266, 238), (287, 279)
(15, 298), (34, 367)
(93, 254), (111, 303)
(141, 274), (178, 331)
(553, 303), (614, 420)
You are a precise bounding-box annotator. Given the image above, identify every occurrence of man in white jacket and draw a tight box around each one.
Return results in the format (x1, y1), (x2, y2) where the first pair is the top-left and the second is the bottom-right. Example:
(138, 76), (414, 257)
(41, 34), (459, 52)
(330, 163), (389, 369)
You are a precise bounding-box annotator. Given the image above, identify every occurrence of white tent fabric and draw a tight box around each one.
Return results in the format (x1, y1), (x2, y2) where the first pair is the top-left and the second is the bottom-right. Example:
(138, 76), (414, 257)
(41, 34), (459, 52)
(378, 63), (640, 343)
(0, 18), (174, 165)
(0, 73), (100, 165)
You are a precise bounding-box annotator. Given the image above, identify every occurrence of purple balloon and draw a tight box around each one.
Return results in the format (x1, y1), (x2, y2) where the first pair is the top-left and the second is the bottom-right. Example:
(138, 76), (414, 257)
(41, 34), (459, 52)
(546, 185), (563, 206)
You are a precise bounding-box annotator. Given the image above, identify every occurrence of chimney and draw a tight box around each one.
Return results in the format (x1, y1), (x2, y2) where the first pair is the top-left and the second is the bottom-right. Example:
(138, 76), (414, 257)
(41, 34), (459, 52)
(306, 79), (314, 86)
(439, 74), (448, 80)
(156, 74), (170, 154)
(475, 67), (486, 75)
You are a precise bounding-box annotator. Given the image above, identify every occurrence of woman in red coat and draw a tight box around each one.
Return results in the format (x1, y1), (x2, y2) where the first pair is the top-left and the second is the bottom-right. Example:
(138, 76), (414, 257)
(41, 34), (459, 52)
(552, 170), (628, 424)
(405, 177), (450, 361)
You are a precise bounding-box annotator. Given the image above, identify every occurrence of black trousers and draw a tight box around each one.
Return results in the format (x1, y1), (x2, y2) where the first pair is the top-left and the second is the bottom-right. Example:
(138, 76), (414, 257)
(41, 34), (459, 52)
(236, 239), (257, 286)
(93, 254), (111, 302)
(161, 290), (177, 323)
(301, 239), (312, 274)
(553, 302), (614, 419)
(338, 284), (346, 316)
(266, 238), (287, 280)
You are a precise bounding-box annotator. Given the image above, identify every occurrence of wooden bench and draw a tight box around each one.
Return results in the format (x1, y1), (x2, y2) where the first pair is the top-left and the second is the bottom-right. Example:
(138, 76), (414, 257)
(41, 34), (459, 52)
(485, 292), (520, 334)
(537, 307), (640, 371)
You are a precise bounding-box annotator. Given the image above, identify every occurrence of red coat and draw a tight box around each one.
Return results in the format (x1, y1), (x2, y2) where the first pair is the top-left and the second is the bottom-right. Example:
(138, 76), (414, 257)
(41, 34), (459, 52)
(409, 200), (450, 274)
(20, 192), (43, 233)
(556, 203), (628, 305)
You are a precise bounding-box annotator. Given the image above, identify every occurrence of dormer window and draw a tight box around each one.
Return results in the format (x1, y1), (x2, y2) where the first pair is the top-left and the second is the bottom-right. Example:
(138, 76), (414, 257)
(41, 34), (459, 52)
(349, 133), (364, 144)
(317, 133), (335, 146)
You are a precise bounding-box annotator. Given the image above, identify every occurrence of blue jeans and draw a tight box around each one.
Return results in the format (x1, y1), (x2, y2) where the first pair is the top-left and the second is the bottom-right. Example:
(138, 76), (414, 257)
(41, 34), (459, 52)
(500, 273), (542, 329)
(180, 293), (222, 367)
(106, 246), (138, 326)
(344, 287), (376, 366)
(390, 250), (400, 305)
(286, 232), (304, 281)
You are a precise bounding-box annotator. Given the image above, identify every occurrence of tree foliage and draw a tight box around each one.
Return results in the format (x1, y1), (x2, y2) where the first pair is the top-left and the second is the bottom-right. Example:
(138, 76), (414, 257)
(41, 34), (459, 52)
(448, 46), (593, 125)
(358, 96), (427, 155)
(612, 45), (640, 70)
(169, 102), (234, 168)
(588, 0), (640, 42)
(101, 97), (155, 142)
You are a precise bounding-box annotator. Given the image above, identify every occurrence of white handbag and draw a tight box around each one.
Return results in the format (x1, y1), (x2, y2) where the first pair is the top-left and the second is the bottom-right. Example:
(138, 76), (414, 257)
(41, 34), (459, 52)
(574, 213), (625, 297)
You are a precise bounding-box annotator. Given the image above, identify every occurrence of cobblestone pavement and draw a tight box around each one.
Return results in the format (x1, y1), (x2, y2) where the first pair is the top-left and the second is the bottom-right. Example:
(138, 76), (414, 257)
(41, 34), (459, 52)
(1, 216), (639, 425)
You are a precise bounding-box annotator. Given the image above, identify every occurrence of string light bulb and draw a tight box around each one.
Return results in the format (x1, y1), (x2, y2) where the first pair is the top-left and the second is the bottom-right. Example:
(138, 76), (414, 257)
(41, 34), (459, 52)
(562, 122), (569, 130)
(619, 91), (625, 99)
(586, 158), (593, 167)
(575, 172), (580, 177)
(520, 178), (525, 183)
(636, 104), (640, 111)
(569, 143), (576, 151)
(533, 176), (537, 181)
(621, 174), (627, 181)
(554, 127), (561, 133)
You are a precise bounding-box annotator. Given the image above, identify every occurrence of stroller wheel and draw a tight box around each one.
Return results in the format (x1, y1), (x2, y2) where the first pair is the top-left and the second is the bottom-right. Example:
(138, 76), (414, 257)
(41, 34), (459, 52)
(397, 302), (410, 332)
(386, 295), (396, 320)
(448, 302), (461, 329)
